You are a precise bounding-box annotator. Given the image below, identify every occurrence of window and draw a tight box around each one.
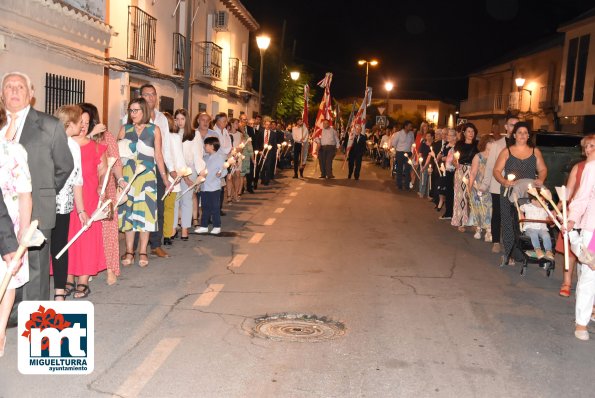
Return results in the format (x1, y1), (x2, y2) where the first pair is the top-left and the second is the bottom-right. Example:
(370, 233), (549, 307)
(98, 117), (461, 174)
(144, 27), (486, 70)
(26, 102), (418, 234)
(574, 34), (590, 102)
(563, 38), (579, 103)
(128, 6), (157, 66)
(228, 109), (234, 118)
(44, 73), (85, 115)
(198, 103), (207, 113)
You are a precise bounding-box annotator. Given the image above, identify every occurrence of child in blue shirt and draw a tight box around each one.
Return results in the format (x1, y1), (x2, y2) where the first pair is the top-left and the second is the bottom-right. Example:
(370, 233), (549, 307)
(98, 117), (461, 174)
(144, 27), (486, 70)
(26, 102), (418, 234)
(196, 136), (228, 234)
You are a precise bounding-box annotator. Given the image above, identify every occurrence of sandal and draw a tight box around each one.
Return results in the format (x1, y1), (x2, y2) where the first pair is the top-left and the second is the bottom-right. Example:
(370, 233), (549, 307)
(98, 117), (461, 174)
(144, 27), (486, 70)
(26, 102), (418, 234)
(192, 218), (199, 228)
(64, 281), (76, 297)
(54, 294), (67, 301)
(121, 252), (135, 266)
(559, 284), (571, 297)
(73, 284), (90, 299)
(138, 253), (149, 268)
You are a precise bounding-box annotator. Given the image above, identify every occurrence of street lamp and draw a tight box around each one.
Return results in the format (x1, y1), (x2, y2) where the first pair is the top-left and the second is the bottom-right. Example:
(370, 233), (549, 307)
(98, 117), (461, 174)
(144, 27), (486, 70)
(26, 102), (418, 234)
(515, 77), (532, 112)
(357, 59), (378, 90)
(384, 81), (394, 117)
(256, 34), (271, 114)
(290, 71), (300, 81)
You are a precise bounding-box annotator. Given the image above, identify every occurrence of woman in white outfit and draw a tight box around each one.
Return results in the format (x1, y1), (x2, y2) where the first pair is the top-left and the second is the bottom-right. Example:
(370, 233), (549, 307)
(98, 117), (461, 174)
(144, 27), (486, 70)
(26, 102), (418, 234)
(567, 137), (595, 340)
(178, 109), (206, 240)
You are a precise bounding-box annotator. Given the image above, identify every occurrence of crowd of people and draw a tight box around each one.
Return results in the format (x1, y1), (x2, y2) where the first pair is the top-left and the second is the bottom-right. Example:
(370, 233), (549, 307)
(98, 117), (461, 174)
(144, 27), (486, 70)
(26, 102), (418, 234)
(0, 70), (594, 359)
(366, 117), (595, 341)
(0, 72), (323, 356)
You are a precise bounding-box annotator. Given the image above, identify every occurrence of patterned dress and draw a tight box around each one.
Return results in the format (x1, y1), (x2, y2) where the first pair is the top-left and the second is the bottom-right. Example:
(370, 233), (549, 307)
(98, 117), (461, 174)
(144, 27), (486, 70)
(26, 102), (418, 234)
(98, 131), (121, 276)
(501, 147), (537, 261)
(0, 141), (32, 288)
(452, 142), (478, 227)
(118, 124), (158, 232)
(470, 153), (492, 229)
(68, 141), (107, 276)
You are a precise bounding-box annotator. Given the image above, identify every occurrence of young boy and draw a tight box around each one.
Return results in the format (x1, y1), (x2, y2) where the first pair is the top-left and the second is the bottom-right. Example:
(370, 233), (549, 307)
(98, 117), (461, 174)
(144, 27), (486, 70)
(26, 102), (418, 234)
(520, 195), (554, 260)
(196, 137), (228, 235)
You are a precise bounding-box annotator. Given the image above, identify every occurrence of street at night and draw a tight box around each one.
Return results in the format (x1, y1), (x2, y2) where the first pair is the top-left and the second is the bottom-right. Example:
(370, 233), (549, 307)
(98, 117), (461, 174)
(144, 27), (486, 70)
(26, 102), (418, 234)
(2, 159), (593, 397)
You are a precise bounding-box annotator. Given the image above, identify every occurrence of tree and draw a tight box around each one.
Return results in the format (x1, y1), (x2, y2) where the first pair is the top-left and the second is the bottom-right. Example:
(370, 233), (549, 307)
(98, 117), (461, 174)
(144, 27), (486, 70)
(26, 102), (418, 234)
(272, 65), (315, 123)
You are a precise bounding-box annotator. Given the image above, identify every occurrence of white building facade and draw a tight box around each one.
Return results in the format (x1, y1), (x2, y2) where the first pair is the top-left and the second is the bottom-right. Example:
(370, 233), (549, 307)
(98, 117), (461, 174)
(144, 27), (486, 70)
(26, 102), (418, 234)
(0, 0), (259, 132)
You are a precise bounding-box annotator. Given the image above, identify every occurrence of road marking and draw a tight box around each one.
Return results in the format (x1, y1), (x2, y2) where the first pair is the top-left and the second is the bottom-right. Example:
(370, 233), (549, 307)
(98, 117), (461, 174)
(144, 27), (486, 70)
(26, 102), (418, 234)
(249, 232), (265, 243)
(289, 192), (298, 197)
(295, 187), (302, 191)
(114, 337), (181, 398)
(229, 254), (248, 268)
(193, 284), (225, 307)
(264, 218), (276, 225)
(193, 247), (204, 256)
(282, 199), (292, 205)
(274, 207), (285, 214)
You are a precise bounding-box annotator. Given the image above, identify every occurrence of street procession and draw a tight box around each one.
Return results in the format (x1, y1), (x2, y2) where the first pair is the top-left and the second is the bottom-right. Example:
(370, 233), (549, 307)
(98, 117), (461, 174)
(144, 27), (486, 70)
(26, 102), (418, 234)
(1, 0), (595, 396)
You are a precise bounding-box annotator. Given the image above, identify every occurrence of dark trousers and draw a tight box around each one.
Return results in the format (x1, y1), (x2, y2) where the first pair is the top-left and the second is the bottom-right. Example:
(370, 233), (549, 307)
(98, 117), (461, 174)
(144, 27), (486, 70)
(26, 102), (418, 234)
(395, 151), (411, 189)
(491, 193), (501, 243)
(293, 143), (303, 176)
(200, 190), (221, 228)
(50, 213), (70, 290)
(319, 145), (336, 177)
(443, 171), (455, 217)
(348, 154), (363, 179)
(260, 152), (273, 184)
(10, 228), (52, 323)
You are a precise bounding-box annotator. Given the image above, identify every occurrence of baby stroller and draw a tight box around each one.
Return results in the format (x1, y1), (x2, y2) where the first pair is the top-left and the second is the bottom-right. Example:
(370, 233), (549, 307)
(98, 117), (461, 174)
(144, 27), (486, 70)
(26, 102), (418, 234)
(501, 180), (556, 277)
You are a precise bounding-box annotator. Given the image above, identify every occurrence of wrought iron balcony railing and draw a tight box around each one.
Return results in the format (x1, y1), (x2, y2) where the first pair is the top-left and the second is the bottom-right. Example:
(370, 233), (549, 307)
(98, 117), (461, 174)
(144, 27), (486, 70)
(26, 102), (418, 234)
(228, 58), (240, 87)
(460, 94), (508, 115)
(172, 33), (186, 75)
(240, 64), (253, 91)
(127, 6), (157, 66)
(193, 41), (222, 80)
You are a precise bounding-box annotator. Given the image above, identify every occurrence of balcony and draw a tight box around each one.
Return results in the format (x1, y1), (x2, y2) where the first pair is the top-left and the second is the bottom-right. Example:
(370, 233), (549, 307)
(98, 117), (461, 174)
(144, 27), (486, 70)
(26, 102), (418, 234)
(128, 6), (157, 66)
(228, 58), (240, 87)
(539, 85), (557, 110)
(172, 33), (186, 76)
(193, 41), (222, 80)
(460, 94), (509, 116)
(240, 64), (254, 91)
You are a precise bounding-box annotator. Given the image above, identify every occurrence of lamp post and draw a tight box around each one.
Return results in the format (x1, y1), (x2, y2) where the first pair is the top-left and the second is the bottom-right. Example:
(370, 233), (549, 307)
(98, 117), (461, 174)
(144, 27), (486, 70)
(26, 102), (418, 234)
(384, 81), (394, 116)
(290, 71), (300, 119)
(357, 59), (378, 91)
(515, 77), (532, 112)
(256, 34), (271, 114)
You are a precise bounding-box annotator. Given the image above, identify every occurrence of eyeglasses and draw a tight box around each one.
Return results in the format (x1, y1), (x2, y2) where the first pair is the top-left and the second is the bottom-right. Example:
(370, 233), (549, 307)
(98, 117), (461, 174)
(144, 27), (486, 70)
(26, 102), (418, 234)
(141, 92), (156, 98)
(128, 108), (141, 114)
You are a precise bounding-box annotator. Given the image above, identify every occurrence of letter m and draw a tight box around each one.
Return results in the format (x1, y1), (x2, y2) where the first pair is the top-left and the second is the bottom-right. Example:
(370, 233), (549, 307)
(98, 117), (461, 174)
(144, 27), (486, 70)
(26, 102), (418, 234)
(30, 324), (86, 357)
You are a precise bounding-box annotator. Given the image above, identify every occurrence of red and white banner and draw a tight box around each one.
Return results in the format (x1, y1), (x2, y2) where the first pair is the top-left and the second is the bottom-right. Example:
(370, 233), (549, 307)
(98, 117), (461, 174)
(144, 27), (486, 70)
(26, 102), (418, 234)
(345, 87), (372, 156)
(312, 73), (333, 141)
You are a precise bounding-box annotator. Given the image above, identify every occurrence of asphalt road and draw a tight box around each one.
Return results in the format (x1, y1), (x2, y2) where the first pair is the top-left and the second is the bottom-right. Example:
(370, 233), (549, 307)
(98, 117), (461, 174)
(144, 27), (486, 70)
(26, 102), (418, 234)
(1, 156), (594, 397)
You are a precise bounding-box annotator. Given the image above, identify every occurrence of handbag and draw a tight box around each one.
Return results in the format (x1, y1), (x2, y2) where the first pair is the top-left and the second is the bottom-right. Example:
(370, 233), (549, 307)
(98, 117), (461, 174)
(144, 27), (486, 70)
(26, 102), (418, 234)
(569, 230), (595, 268)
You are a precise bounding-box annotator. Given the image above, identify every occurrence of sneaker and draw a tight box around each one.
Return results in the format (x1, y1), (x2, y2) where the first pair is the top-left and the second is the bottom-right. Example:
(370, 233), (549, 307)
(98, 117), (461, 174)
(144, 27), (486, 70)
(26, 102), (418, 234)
(491, 243), (501, 253)
(575, 329), (589, 341)
(484, 231), (492, 243)
(473, 228), (482, 240)
(210, 227), (221, 235)
(195, 227), (209, 234)
(439, 215), (452, 220)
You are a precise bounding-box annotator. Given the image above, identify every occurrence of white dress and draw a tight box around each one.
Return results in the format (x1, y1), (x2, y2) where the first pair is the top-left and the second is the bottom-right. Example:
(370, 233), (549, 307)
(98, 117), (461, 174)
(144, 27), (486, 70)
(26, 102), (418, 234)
(0, 141), (32, 288)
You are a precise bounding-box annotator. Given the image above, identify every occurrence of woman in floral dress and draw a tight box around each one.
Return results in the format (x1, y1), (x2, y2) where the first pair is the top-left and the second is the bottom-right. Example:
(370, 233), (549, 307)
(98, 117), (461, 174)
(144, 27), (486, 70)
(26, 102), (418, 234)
(469, 134), (495, 242)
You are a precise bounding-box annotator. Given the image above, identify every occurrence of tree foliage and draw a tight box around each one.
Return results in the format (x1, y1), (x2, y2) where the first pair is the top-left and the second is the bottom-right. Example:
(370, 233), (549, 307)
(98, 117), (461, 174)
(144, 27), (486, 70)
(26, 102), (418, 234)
(272, 65), (315, 123)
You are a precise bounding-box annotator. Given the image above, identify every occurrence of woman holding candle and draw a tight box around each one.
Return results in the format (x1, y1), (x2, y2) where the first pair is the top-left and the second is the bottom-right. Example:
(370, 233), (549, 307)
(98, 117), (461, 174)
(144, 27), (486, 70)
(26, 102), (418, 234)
(66, 105), (108, 298)
(179, 108), (206, 240)
(493, 122), (547, 265)
(468, 134), (495, 241)
(227, 118), (242, 203)
(451, 123), (479, 231)
(162, 112), (185, 246)
(437, 129), (457, 219)
(118, 98), (170, 268)
(418, 130), (434, 198)
(79, 103), (125, 286)
(557, 134), (595, 297)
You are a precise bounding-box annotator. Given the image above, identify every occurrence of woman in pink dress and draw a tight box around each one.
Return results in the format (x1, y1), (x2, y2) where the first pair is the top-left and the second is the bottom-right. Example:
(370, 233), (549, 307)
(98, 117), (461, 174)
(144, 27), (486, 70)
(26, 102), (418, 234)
(66, 112), (108, 299)
(79, 103), (125, 286)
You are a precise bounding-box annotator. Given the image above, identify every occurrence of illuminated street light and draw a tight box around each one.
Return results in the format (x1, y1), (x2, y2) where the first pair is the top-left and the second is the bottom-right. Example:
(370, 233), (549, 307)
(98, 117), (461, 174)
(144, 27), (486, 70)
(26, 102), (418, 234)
(384, 82), (394, 115)
(256, 35), (271, 113)
(357, 59), (378, 90)
(290, 71), (300, 81)
(515, 77), (532, 112)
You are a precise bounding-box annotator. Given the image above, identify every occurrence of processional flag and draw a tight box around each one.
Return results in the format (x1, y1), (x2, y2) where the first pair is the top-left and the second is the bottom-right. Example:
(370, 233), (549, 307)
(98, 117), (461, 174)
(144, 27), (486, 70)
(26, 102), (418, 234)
(312, 73), (333, 155)
(303, 84), (309, 127)
(345, 87), (372, 157)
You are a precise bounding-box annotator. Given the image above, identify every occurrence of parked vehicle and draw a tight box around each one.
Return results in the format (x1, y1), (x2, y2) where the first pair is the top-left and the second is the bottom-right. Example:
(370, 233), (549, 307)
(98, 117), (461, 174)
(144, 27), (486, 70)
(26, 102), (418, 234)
(532, 131), (584, 190)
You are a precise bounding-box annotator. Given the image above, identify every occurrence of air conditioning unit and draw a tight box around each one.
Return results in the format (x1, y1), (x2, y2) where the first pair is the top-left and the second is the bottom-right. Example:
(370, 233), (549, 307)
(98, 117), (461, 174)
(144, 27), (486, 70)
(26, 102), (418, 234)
(213, 11), (229, 31)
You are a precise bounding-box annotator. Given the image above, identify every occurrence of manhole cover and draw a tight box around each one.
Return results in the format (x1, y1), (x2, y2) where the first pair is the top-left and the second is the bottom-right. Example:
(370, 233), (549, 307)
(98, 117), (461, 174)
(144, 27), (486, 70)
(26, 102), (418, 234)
(252, 313), (345, 342)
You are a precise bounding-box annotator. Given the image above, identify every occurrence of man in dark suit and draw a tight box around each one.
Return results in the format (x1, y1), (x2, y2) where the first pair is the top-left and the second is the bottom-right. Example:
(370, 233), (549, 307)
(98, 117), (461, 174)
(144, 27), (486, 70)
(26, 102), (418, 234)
(258, 119), (277, 186)
(347, 124), (367, 180)
(2, 72), (73, 321)
(252, 118), (266, 188)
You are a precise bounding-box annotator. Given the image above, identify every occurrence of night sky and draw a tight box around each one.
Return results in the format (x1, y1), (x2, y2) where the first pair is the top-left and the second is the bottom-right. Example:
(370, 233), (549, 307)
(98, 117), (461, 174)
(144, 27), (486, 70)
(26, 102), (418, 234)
(242, 0), (593, 102)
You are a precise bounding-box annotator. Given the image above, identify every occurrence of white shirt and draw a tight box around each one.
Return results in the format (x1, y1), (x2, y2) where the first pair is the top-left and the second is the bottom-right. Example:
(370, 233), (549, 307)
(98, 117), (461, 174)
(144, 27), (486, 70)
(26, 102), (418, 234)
(213, 125), (232, 155)
(0, 105), (31, 143)
(56, 137), (83, 214)
(231, 131), (242, 148)
(292, 125), (309, 143)
(520, 202), (549, 231)
(320, 127), (340, 147)
(181, 129), (206, 175)
(390, 129), (414, 152)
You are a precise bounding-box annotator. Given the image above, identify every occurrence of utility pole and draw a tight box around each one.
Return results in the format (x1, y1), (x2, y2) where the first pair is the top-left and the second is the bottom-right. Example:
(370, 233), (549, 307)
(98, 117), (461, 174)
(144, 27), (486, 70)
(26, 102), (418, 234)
(183, 0), (193, 110)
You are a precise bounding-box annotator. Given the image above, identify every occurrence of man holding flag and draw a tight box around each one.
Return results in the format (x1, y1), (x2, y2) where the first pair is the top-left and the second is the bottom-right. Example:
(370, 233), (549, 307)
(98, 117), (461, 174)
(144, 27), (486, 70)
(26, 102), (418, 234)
(347, 123), (367, 180)
(311, 73), (333, 164)
(317, 119), (340, 178)
(344, 87), (372, 172)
